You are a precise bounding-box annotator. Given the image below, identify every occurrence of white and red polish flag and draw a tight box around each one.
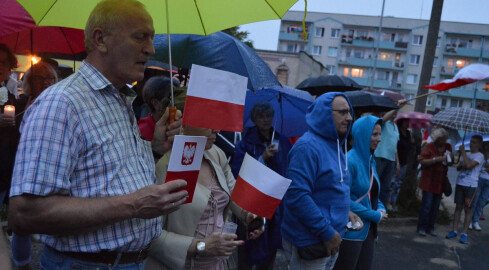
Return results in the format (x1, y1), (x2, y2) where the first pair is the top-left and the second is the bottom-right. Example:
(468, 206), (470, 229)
(165, 135), (207, 204)
(425, 63), (489, 91)
(231, 153), (292, 219)
(182, 64), (248, 132)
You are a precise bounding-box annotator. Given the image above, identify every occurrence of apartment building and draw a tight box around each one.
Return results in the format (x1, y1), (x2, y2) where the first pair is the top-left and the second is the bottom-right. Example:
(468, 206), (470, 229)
(278, 11), (489, 112)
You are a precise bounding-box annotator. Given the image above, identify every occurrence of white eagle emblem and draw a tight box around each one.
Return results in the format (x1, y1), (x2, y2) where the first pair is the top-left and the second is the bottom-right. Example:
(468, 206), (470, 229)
(181, 142), (197, 165)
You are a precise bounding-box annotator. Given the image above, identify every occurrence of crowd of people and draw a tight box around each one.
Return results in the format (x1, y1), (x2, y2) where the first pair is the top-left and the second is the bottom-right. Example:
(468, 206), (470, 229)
(0, 0), (488, 270)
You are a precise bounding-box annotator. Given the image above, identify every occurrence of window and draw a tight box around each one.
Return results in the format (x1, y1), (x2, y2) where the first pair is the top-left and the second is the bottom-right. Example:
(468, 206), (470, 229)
(441, 98), (447, 109)
(380, 52), (392, 61)
(353, 50), (364, 58)
(430, 76), (436, 85)
(376, 71), (390, 80)
(328, 47), (338, 57)
(331, 28), (340, 38)
(357, 30), (368, 38)
(286, 44), (295, 53)
(436, 37), (441, 47)
(404, 94), (415, 104)
(312, 45), (322, 55)
(326, 65), (336, 75)
(450, 99), (463, 107)
(413, 35), (423, 45)
(315, 27), (324, 37)
(351, 68), (364, 77)
(485, 83), (489, 91)
(426, 96), (433, 107)
(433, 57), (438, 67)
(410, 54), (421, 65)
(406, 74), (418, 84)
(343, 67), (350, 77)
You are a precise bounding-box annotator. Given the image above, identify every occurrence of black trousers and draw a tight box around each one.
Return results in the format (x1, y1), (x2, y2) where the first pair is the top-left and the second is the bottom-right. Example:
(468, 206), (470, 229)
(333, 226), (376, 270)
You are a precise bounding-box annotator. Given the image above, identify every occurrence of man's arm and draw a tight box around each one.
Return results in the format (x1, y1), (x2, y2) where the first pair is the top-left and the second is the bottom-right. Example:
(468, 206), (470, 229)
(9, 180), (188, 235)
(459, 146), (480, 169)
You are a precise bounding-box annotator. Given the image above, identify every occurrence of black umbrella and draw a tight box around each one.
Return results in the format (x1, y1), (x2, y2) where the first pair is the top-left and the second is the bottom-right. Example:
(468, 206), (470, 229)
(296, 75), (362, 96)
(344, 90), (398, 113)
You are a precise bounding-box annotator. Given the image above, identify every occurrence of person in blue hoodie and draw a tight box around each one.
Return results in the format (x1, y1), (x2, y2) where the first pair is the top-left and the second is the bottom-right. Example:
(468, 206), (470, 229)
(333, 116), (388, 270)
(281, 93), (363, 270)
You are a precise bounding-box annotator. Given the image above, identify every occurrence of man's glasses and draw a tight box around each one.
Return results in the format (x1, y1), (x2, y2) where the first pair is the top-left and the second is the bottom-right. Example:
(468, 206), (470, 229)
(332, 109), (351, 116)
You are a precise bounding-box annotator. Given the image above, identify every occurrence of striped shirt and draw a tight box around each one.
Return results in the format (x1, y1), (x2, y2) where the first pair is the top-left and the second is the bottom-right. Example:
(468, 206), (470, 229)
(10, 61), (161, 252)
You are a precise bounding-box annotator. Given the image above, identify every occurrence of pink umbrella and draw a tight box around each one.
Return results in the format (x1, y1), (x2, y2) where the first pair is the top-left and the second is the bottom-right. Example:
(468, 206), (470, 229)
(362, 88), (405, 103)
(395, 111), (432, 129)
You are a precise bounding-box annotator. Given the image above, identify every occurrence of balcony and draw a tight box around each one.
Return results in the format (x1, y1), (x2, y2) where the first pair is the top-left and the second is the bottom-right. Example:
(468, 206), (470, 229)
(438, 87), (489, 100)
(444, 45), (481, 58)
(279, 32), (309, 42)
(482, 49), (489, 59)
(352, 77), (390, 88)
(379, 41), (408, 50)
(339, 57), (404, 70)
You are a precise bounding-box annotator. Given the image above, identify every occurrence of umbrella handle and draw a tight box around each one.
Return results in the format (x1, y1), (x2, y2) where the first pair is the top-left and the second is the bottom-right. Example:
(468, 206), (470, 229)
(169, 106), (177, 124)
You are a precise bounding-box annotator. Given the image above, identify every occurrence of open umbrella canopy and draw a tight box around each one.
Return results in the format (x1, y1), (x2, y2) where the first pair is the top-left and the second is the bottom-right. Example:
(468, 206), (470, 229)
(296, 75), (361, 96)
(244, 85), (314, 137)
(0, 0), (86, 60)
(344, 90), (398, 113)
(395, 111), (432, 129)
(152, 32), (280, 90)
(0, 26), (86, 60)
(361, 88), (405, 103)
(431, 107), (489, 134)
(16, 0), (299, 35)
(0, 0), (35, 37)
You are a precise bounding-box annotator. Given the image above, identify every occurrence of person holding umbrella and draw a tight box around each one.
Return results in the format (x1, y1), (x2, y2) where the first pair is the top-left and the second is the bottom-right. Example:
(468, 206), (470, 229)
(446, 135), (485, 243)
(8, 1), (188, 268)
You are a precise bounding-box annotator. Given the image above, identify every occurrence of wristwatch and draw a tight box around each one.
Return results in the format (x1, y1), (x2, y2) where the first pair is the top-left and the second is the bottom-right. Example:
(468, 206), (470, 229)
(196, 241), (206, 257)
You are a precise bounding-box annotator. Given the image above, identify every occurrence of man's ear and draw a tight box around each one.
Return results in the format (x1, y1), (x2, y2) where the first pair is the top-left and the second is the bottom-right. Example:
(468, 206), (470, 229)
(91, 28), (108, 53)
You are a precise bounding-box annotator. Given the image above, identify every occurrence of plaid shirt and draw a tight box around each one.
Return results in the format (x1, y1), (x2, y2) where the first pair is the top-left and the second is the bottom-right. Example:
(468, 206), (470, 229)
(10, 61), (161, 252)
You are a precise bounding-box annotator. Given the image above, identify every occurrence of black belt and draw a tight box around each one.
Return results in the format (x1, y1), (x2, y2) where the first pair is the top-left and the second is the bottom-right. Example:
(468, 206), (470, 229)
(53, 245), (150, 265)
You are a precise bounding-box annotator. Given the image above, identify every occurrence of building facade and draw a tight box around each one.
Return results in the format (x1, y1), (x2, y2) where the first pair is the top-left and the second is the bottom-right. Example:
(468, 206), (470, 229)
(278, 11), (489, 112)
(255, 50), (328, 88)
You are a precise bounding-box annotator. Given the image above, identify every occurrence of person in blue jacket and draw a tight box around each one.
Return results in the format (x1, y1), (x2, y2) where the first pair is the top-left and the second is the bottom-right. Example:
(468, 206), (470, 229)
(281, 93), (363, 270)
(232, 102), (292, 270)
(334, 116), (388, 270)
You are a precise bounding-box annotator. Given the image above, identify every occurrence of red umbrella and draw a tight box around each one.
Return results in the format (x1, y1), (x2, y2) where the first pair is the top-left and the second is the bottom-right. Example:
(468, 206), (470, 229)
(0, 0), (86, 60)
(362, 88), (405, 103)
(395, 111), (432, 129)
(0, 0), (35, 37)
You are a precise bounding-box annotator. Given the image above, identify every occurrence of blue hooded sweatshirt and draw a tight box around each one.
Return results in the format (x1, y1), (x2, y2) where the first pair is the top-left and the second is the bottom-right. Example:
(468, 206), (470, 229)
(344, 116), (386, 241)
(281, 92), (352, 247)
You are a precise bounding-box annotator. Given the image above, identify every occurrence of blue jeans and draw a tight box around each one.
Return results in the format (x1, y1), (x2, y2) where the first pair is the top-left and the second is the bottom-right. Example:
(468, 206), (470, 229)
(41, 246), (146, 270)
(417, 191), (442, 233)
(282, 238), (339, 270)
(472, 177), (489, 222)
(375, 157), (396, 204)
(389, 165), (407, 204)
(11, 233), (31, 267)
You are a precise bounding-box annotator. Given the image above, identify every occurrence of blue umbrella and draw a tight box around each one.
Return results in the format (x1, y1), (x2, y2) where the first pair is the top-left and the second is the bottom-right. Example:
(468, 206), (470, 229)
(244, 85), (314, 137)
(152, 32), (280, 91)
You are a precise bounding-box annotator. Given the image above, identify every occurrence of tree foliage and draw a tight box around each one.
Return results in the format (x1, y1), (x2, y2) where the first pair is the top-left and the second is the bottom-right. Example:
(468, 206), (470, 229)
(222, 26), (254, 49)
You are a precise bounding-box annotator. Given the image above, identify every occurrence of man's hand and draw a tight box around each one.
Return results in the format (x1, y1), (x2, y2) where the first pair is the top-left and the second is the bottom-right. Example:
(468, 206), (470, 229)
(348, 210), (364, 231)
(261, 144), (278, 160)
(397, 99), (408, 108)
(152, 108), (182, 156)
(322, 231), (342, 257)
(245, 213), (265, 240)
(130, 180), (188, 218)
(379, 210), (388, 222)
(0, 114), (15, 127)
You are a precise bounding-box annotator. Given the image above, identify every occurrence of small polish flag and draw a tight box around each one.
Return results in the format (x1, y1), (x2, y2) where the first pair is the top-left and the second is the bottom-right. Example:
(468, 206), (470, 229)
(165, 135), (207, 204)
(425, 63), (489, 91)
(182, 64), (248, 132)
(231, 154), (292, 219)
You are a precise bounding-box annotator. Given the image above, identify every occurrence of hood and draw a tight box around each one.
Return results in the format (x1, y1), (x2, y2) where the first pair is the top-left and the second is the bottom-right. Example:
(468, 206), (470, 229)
(305, 92), (353, 143)
(351, 116), (383, 161)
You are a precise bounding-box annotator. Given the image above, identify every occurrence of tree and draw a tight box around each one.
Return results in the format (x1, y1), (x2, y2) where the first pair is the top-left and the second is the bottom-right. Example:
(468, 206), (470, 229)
(222, 26), (254, 49)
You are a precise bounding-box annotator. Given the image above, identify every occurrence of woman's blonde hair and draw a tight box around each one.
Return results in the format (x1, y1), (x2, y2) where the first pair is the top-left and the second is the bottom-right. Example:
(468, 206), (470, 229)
(22, 62), (58, 97)
(431, 127), (449, 142)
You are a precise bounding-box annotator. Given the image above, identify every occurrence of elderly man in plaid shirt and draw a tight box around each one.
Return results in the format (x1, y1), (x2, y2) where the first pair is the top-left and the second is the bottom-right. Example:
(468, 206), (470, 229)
(8, 0), (188, 269)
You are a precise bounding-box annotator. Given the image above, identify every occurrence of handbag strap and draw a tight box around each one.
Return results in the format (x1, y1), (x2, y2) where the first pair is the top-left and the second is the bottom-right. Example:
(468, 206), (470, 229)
(355, 166), (374, 203)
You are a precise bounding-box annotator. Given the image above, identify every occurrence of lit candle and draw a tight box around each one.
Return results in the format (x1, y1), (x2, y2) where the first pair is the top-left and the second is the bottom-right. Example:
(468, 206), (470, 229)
(4, 105), (15, 117)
